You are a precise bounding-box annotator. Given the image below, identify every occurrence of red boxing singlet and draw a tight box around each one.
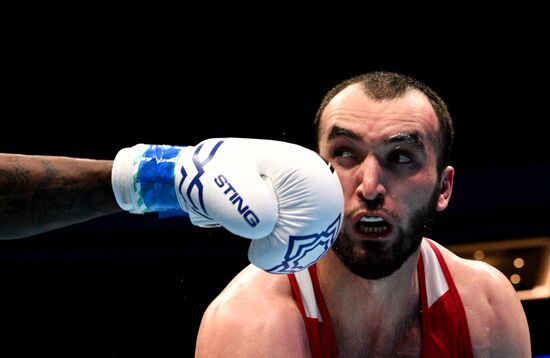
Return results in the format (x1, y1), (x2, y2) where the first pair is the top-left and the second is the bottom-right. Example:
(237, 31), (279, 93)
(288, 239), (474, 358)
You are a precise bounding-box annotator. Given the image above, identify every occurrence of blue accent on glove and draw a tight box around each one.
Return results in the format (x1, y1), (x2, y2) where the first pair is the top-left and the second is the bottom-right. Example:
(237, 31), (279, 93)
(265, 214), (341, 273)
(137, 145), (187, 214)
(178, 140), (224, 215)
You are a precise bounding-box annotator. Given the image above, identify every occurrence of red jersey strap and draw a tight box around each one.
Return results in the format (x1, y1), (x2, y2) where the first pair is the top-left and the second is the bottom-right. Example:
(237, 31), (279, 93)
(418, 239), (474, 358)
(288, 266), (338, 358)
(289, 239), (473, 358)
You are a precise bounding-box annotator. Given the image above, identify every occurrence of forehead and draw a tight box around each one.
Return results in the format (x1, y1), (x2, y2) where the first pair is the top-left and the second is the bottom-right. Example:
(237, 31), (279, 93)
(319, 83), (440, 146)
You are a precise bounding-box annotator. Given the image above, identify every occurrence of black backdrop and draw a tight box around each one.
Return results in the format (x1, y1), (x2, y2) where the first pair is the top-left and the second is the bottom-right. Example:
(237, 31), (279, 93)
(2, 19), (550, 357)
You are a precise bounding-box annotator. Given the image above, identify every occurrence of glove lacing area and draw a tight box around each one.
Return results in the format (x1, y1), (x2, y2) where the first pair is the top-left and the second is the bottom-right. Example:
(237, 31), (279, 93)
(112, 144), (185, 215)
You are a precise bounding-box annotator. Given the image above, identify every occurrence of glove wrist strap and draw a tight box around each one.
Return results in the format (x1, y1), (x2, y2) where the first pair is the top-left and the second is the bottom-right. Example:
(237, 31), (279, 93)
(112, 144), (187, 215)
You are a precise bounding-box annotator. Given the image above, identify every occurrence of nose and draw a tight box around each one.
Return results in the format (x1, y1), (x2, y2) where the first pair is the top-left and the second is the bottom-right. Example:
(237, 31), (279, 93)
(356, 155), (386, 201)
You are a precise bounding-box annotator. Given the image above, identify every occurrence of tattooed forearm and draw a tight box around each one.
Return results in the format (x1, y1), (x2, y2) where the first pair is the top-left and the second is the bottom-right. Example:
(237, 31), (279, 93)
(30, 158), (115, 227)
(0, 162), (32, 236)
(0, 153), (122, 239)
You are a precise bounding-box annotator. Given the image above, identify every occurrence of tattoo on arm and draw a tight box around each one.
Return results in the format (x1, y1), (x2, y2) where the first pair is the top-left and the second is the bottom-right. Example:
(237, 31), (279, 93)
(0, 154), (120, 239)
(0, 162), (31, 237)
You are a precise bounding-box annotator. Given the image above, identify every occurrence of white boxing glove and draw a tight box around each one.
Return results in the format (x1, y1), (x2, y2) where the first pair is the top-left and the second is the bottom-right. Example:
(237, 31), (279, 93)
(111, 138), (343, 273)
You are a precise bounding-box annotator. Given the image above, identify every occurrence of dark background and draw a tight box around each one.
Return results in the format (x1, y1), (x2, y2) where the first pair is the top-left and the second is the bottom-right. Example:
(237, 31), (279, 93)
(1, 16), (549, 357)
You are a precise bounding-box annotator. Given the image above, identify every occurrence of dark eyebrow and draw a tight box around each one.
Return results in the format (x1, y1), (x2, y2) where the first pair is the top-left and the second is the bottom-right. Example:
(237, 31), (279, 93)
(327, 127), (424, 147)
(327, 126), (362, 141)
(385, 133), (424, 149)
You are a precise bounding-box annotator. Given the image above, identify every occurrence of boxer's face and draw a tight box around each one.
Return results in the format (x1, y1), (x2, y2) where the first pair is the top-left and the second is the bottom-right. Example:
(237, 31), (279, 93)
(318, 84), (454, 279)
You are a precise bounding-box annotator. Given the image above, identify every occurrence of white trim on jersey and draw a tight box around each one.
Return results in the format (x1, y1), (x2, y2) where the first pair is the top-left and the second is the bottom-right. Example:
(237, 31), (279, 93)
(295, 239), (450, 317)
(294, 269), (323, 322)
(420, 239), (449, 307)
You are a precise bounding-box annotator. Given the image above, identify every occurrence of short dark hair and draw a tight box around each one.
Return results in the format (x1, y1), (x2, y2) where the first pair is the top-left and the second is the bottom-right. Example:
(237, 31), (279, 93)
(314, 71), (454, 172)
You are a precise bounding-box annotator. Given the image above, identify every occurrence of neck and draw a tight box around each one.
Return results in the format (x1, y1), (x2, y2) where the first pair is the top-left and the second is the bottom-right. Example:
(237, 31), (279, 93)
(318, 247), (421, 307)
(317, 248), (422, 356)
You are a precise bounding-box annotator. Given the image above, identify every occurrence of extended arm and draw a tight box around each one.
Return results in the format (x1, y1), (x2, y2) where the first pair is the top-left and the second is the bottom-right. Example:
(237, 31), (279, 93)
(0, 153), (121, 239)
(0, 139), (343, 274)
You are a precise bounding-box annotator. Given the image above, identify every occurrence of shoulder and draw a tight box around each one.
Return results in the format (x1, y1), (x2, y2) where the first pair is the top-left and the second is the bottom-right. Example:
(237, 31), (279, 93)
(430, 240), (531, 357)
(195, 264), (311, 357)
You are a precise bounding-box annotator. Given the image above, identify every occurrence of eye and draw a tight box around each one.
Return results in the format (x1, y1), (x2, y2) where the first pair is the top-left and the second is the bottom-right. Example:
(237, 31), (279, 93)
(330, 145), (357, 158)
(334, 149), (354, 158)
(387, 149), (413, 164)
(330, 147), (359, 168)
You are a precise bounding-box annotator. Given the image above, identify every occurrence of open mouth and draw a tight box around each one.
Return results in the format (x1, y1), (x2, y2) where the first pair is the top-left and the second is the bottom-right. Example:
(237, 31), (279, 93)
(355, 216), (392, 236)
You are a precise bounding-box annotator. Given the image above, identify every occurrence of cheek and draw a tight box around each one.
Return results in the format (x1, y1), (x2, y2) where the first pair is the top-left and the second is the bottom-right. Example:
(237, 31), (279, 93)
(335, 170), (357, 200)
(402, 184), (436, 217)
(391, 179), (435, 214)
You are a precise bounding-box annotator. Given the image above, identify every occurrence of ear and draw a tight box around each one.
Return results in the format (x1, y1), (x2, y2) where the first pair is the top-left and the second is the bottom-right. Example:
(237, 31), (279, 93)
(436, 166), (454, 212)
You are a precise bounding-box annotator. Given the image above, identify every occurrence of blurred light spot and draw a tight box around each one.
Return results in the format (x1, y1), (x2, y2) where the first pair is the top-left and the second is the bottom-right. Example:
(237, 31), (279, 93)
(513, 257), (524, 268)
(473, 250), (485, 260)
(510, 274), (521, 285)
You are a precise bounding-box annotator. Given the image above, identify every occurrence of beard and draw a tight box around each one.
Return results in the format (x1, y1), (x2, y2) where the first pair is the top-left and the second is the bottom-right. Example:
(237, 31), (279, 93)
(332, 186), (440, 280)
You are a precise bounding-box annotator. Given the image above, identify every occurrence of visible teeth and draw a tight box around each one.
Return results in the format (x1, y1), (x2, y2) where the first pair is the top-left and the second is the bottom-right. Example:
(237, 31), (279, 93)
(359, 226), (387, 234)
(358, 216), (388, 234)
(360, 216), (384, 222)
